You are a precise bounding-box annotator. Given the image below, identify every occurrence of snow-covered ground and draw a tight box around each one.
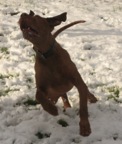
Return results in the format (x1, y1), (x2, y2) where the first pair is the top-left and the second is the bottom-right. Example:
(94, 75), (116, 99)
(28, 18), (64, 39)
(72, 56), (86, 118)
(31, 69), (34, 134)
(0, 0), (122, 143)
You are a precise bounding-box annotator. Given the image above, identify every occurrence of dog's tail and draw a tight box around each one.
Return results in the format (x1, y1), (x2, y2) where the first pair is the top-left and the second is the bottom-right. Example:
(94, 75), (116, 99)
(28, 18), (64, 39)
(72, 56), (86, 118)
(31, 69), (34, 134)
(53, 20), (86, 38)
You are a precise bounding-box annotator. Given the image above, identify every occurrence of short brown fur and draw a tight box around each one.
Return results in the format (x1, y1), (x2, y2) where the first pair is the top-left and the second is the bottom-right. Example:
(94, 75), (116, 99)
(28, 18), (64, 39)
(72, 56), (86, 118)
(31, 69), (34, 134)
(19, 11), (97, 136)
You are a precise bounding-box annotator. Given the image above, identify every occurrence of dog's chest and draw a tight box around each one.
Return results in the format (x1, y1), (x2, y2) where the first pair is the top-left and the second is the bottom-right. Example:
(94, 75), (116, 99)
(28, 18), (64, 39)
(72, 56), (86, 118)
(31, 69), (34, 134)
(35, 58), (72, 89)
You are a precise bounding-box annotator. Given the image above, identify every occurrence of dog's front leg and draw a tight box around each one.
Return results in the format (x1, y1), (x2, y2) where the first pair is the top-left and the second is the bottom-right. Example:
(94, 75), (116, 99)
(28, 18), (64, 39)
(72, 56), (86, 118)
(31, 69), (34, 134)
(88, 91), (98, 103)
(72, 75), (91, 136)
(36, 89), (58, 116)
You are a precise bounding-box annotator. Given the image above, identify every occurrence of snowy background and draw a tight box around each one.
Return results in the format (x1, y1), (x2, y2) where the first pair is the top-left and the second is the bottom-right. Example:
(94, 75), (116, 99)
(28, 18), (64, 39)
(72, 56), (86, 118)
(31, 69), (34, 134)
(0, 0), (122, 144)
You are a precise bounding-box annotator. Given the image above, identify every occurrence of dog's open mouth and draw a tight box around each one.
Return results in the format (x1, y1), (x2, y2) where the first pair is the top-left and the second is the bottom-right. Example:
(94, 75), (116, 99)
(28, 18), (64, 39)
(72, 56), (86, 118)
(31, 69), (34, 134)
(21, 23), (39, 37)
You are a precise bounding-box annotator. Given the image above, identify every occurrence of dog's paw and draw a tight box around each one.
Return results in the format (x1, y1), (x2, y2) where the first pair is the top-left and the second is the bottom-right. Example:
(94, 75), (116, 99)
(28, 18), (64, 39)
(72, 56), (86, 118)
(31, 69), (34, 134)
(49, 105), (58, 116)
(43, 101), (58, 116)
(79, 119), (91, 136)
(88, 93), (98, 103)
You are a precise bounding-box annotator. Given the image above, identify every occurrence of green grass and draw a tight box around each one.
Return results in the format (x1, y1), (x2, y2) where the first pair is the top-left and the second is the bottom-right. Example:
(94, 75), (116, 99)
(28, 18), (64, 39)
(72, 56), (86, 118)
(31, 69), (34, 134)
(57, 119), (68, 127)
(0, 73), (19, 79)
(0, 74), (9, 79)
(113, 6), (122, 12)
(23, 98), (38, 106)
(0, 47), (9, 54)
(26, 77), (33, 83)
(107, 86), (122, 103)
(0, 88), (19, 96)
(36, 132), (51, 139)
(80, 58), (85, 61)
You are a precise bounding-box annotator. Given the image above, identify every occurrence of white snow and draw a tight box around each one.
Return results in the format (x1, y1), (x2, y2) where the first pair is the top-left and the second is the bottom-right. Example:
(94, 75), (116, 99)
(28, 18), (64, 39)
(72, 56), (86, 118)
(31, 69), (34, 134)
(0, 0), (122, 143)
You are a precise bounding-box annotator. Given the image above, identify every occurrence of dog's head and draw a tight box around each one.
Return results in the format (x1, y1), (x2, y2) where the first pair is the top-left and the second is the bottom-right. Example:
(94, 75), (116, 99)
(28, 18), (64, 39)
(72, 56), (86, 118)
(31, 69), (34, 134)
(19, 10), (67, 46)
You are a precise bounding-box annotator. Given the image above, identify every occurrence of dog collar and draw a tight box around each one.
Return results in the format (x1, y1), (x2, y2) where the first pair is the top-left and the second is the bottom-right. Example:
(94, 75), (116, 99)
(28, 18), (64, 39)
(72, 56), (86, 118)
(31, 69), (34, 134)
(33, 41), (55, 59)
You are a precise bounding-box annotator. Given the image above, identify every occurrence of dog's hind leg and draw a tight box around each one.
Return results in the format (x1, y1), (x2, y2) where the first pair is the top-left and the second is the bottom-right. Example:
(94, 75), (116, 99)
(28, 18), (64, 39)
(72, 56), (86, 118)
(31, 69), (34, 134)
(61, 93), (71, 109)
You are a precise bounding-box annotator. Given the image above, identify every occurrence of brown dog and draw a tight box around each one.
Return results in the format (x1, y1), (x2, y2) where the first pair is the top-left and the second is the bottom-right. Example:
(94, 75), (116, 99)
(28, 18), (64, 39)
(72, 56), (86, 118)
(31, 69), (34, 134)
(19, 11), (97, 136)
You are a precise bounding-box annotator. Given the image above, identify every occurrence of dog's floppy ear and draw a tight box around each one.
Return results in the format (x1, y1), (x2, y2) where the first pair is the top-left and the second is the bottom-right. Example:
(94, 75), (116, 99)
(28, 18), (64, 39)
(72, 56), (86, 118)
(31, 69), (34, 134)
(46, 12), (67, 31)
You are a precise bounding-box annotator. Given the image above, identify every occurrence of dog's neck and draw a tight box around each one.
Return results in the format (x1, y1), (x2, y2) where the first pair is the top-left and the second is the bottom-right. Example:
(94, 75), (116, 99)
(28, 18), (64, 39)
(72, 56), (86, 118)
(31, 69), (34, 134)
(33, 40), (55, 59)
